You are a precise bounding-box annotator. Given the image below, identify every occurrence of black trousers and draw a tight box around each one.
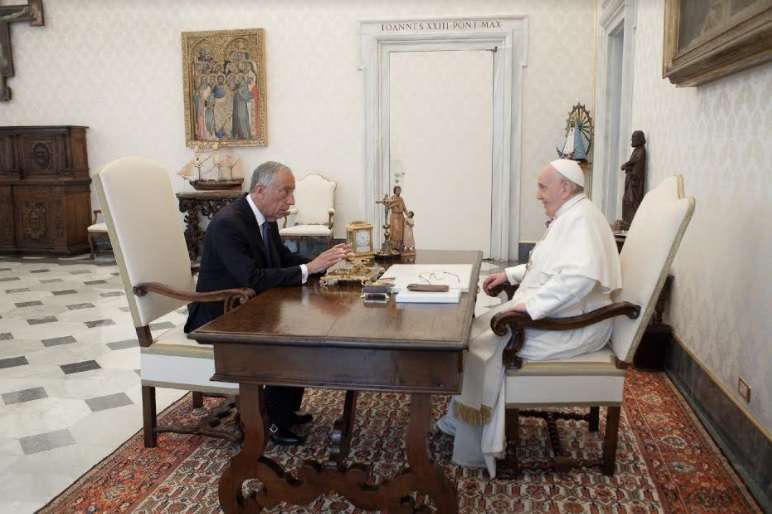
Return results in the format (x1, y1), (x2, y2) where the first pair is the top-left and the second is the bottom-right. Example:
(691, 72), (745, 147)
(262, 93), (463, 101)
(264, 385), (304, 427)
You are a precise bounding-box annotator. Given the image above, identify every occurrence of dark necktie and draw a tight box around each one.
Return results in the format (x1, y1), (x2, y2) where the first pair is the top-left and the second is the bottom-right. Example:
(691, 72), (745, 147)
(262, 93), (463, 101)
(261, 222), (273, 267)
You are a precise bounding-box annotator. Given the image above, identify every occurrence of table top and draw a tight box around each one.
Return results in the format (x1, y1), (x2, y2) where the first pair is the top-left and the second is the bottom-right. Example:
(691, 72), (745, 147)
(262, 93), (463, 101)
(190, 249), (481, 352)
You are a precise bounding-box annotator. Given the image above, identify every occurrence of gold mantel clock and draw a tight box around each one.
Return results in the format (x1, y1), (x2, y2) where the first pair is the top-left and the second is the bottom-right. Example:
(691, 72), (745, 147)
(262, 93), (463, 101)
(346, 221), (374, 257)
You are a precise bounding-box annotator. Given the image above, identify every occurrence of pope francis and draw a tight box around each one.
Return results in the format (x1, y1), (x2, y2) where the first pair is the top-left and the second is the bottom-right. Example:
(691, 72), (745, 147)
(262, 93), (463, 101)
(437, 159), (622, 477)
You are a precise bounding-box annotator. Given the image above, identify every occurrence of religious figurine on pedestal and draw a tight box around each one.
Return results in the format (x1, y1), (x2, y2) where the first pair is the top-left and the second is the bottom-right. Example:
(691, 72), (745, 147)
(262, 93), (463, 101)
(384, 185), (407, 252)
(619, 130), (646, 229)
(402, 210), (416, 256)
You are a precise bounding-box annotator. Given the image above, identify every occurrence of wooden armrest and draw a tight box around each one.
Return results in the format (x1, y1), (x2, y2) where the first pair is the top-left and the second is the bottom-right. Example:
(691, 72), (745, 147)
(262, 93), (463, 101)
(92, 209), (102, 225)
(133, 282), (256, 312)
(190, 263), (200, 274)
(328, 209), (335, 229)
(488, 282), (519, 299)
(491, 301), (640, 369)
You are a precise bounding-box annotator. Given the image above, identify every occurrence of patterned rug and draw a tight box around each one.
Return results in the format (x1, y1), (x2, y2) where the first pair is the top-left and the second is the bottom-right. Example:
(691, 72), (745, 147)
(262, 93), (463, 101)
(38, 370), (760, 514)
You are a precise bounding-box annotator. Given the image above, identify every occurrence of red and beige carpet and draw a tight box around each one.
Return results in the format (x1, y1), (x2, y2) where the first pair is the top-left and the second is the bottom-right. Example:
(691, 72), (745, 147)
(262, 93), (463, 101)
(39, 370), (761, 513)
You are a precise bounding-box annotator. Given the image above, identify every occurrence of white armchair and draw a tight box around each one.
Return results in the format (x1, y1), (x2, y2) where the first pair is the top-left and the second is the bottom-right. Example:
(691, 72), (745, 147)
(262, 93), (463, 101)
(95, 157), (254, 448)
(87, 209), (109, 259)
(489, 175), (695, 477)
(279, 173), (336, 248)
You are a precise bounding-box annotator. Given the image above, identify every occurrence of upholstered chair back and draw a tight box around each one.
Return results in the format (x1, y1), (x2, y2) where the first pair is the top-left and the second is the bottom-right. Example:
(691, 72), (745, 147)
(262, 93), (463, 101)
(292, 173), (336, 225)
(95, 157), (194, 328)
(611, 175), (695, 362)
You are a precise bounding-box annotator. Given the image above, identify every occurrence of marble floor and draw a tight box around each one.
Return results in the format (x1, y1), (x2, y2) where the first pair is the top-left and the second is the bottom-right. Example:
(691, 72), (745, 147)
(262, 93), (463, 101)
(0, 254), (502, 514)
(0, 255), (186, 514)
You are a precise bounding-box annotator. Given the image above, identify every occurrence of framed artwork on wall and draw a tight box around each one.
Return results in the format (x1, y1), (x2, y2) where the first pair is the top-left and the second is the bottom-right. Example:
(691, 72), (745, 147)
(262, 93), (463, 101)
(181, 28), (267, 147)
(663, 0), (772, 87)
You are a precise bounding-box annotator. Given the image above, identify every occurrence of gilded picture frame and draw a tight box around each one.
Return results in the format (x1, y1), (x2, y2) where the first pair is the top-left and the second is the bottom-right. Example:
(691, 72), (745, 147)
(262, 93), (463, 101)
(181, 28), (267, 147)
(663, 0), (772, 86)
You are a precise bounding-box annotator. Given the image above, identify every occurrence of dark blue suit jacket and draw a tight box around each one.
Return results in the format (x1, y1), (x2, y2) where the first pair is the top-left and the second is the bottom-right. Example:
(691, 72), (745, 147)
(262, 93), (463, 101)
(184, 195), (309, 333)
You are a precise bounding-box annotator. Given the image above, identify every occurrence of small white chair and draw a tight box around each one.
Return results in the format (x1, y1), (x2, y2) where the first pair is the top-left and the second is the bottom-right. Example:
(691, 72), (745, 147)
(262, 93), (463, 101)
(490, 175), (695, 477)
(280, 173), (336, 248)
(87, 209), (109, 259)
(95, 157), (254, 448)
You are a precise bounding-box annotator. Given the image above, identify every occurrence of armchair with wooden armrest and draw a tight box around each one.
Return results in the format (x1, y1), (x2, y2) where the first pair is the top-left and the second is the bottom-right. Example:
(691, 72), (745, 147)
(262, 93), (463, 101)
(96, 156), (255, 448)
(486, 175), (695, 478)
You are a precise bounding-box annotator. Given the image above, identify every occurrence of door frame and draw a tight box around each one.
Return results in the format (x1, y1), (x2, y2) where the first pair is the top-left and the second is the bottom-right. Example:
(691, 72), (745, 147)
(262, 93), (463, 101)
(593, 0), (637, 222)
(361, 16), (528, 260)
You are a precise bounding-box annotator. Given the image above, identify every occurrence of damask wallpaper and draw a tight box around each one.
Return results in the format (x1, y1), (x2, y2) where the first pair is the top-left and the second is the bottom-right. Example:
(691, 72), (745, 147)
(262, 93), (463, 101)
(632, 0), (772, 432)
(0, 0), (594, 244)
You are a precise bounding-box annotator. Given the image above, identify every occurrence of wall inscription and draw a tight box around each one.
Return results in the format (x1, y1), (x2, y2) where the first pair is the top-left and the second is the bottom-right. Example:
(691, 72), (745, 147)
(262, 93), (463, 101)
(380, 19), (504, 33)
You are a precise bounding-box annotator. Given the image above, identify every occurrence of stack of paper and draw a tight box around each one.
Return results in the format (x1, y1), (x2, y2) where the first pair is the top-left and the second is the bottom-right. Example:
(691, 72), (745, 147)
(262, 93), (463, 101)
(382, 264), (472, 304)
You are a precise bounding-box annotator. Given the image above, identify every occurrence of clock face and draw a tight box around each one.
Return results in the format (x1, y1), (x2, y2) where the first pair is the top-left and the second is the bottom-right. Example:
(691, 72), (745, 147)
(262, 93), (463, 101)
(355, 229), (370, 252)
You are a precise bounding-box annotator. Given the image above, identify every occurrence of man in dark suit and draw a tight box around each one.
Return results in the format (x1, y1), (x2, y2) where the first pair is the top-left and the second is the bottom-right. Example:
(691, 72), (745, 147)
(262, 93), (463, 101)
(185, 160), (349, 445)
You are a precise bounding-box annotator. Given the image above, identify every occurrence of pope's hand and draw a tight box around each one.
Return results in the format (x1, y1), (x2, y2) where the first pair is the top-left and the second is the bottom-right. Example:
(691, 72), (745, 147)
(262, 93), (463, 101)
(307, 243), (351, 274)
(482, 272), (507, 296)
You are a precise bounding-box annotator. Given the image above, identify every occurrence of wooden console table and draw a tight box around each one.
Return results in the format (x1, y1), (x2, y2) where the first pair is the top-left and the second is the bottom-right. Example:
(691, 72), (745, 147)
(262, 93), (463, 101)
(190, 250), (481, 514)
(176, 190), (243, 261)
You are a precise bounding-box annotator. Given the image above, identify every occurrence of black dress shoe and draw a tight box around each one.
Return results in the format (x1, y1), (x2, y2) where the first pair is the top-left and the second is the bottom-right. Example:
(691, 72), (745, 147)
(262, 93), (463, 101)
(267, 424), (305, 446)
(290, 412), (313, 426)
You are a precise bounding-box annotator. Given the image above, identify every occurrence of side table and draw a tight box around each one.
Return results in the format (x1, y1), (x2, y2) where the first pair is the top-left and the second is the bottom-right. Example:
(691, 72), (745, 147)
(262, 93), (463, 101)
(176, 190), (243, 261)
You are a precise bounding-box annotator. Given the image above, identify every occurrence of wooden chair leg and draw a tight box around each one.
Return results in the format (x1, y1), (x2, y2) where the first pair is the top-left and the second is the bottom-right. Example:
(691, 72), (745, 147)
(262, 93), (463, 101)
(88, 234), (96, 259)
(142, 385), (158, 448)
(500, 407), (520, 477)
(192, 391), (204, 408)
(589, 406), (600, 432)
(602, 406), (621, 475)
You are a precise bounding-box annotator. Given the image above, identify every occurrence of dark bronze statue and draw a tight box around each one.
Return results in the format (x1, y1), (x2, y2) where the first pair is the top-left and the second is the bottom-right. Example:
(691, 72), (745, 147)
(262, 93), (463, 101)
(620, 130), (646, 229)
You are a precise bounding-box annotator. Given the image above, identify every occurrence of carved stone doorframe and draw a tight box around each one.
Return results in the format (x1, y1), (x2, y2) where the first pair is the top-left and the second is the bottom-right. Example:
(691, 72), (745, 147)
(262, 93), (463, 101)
(593, 0), (637, 223)
(361, 16), (528, 261)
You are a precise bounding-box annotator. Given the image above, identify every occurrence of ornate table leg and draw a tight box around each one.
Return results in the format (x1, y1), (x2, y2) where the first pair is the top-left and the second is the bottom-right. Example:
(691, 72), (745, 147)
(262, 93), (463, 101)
(401, 393), (458, 514)
(330, 390), (357, 465)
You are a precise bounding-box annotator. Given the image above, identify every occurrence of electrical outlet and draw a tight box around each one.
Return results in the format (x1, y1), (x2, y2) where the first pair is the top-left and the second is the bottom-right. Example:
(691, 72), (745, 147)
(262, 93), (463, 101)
(737, 377), (751, 403)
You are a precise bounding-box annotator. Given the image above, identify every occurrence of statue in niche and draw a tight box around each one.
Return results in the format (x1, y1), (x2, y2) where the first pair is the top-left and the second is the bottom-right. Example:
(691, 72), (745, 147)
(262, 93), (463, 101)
(620, 130), (646, 229)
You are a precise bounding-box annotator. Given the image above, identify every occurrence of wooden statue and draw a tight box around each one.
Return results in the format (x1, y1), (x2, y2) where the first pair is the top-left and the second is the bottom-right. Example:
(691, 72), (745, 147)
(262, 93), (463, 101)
(384, 185), (407, 251)
(620, 130), (646, 229)
(402, 210), (415, 255)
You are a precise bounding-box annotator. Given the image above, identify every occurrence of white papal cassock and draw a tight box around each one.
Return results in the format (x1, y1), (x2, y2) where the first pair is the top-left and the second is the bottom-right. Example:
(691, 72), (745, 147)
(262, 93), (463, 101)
(437, 193), (622, 477)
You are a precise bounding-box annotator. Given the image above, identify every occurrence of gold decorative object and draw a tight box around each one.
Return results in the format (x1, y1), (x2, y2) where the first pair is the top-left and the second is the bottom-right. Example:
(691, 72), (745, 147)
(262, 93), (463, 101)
(319, 255), (384, 287)
(181, 28), (267, 147)
(346, 221), (374, 258)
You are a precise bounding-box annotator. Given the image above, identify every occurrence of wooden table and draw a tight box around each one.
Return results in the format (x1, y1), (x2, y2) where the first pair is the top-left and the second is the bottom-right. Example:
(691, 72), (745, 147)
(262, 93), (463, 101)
(190, 250), (481, 514)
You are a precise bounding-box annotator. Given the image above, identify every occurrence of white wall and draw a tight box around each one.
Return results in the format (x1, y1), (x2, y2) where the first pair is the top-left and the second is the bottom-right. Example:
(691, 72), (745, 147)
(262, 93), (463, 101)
(632, 0), (772, 432)
(0, 0), (594, 245)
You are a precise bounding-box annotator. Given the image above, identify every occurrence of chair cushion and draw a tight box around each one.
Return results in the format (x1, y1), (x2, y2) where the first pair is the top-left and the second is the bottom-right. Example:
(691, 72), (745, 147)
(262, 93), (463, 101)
(292, 174), (335, 225)
(280, 225), (332, 237)
(505, 348), (626, 406)
(140, 325), (237, 394)
(87, 222), (108, 233)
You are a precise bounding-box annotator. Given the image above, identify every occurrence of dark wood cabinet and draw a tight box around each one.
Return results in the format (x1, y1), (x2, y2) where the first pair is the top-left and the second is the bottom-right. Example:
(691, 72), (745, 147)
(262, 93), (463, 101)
(0, 126), (91, 255)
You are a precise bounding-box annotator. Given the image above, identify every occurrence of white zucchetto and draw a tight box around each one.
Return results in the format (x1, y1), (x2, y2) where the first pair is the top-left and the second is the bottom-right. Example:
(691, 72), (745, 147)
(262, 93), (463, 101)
(550, 159), (585, 188)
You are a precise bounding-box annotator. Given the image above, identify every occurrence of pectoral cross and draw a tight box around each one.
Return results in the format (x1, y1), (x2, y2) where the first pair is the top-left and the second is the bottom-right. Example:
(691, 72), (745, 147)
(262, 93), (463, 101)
(0, 0), (44, 102)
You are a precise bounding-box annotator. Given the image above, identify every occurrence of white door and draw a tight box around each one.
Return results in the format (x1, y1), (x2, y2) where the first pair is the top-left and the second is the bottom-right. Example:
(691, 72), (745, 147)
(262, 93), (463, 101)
(389, 50), (493, 256)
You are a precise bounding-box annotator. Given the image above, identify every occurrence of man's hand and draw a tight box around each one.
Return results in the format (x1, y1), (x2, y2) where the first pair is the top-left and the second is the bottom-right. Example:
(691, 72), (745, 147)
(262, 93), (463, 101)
(482, 272), (507, 296)
(306, 243), (351, 274)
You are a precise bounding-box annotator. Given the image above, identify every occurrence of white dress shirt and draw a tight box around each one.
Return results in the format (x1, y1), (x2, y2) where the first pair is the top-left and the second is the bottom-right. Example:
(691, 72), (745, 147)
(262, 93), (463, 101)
(246, 194), (308, 283)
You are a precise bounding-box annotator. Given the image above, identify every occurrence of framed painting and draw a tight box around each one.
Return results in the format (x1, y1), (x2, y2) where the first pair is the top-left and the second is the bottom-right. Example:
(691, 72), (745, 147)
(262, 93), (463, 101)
(663, 0), (772, 86)
(182, 28), (267, 147)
